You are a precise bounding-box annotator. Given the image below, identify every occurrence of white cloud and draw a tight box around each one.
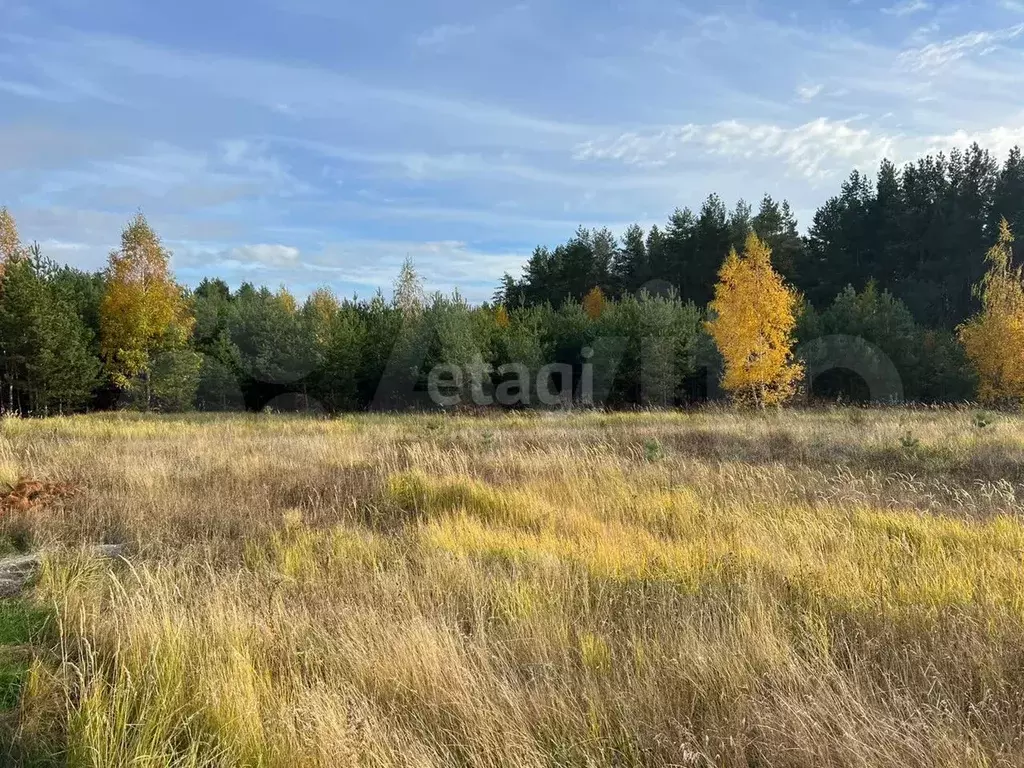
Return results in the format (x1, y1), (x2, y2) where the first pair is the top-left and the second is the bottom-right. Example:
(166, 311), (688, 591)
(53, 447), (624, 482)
(0, 78), (61, 101)
(574, 118), (898, 180)
(574, 116), (1024, 184)
(226, 244), (301, 268)
(923, 125), (1024, 159)
(52, 31), (581, 144)
(6, 4), (1024, 302)
(307, 240), (525, 294)
(882, 0), (932, 16)
(37, 239), (91, 253)
(797, 84), (824, 102)
(175, 239), (528, 302)
(415, 23), (476, 49)
(899, 24), (1024, 70)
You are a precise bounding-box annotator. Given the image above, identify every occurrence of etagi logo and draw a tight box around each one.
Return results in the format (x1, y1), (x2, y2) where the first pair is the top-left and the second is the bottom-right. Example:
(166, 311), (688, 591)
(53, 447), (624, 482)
(427, 349), (598, 408)
(408, 334), (907, 409)
(413, 336), (716, 409)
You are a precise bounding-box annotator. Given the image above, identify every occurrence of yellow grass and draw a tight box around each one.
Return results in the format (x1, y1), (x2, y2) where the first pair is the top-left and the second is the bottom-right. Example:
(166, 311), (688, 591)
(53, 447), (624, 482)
(3, 408), (1024, 766)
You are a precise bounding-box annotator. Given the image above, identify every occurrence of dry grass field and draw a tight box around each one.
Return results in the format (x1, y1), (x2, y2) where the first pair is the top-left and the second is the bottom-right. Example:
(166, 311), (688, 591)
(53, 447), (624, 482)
(0, 408), (1023, 766)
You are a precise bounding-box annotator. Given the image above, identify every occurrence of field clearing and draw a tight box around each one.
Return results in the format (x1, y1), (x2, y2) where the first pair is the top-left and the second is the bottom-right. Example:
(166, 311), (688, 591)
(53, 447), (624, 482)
(1, 408), (1024, 766)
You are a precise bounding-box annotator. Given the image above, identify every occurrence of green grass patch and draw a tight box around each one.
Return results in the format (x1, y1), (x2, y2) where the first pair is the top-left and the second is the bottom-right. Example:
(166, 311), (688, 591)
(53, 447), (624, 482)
(0, 600), (50, 714)
(0, 601), (50, 648)
(0, 656), (30, 711)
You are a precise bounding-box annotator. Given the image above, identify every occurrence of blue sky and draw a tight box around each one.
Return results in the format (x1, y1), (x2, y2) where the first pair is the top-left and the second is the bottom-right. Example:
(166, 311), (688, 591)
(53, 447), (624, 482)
(1, 0), (1023, 301)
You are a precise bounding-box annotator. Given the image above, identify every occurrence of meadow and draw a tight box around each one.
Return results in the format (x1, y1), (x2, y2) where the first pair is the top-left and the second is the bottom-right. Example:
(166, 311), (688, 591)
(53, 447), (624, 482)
(0, 408), (1023, 766)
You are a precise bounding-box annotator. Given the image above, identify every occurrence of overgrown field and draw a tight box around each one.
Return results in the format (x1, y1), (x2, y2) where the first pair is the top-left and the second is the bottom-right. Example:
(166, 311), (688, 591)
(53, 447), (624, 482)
(1, 409), (1024, 766)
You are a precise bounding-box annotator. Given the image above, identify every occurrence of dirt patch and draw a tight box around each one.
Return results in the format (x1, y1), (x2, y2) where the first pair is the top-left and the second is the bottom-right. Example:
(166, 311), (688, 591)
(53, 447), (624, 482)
(0, 479), (76, 515)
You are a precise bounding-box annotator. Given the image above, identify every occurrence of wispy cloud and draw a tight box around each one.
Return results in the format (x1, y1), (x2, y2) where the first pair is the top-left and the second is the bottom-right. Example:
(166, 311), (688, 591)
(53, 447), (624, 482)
(224, 244), (301, 269)
(923, 125), (1024, 159)
(899, 23), (1024, 70)
(308, 240), (527, 294)
(4, 0), (1024, 298)
(0, 78), (62, 101)
(574, 118), (898, 180)
(175, 238), (528, 301)
(575, 116), (1024, 184)
(58, 32), (583, 142)
(415, 23), (476, 49)
(796, 84), (824, 102)
(882, 0), (932, 17)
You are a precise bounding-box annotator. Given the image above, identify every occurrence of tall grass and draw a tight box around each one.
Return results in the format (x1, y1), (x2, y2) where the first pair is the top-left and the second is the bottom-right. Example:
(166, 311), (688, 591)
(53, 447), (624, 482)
(2, 408), (1024, 766)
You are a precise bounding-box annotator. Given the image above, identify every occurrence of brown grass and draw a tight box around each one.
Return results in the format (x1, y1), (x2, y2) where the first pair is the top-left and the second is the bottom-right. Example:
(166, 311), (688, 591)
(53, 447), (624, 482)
(1, 407), (1024, 766)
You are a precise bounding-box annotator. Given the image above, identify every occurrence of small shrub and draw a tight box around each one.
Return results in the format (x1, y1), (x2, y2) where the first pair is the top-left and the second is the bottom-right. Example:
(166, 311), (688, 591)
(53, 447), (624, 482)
(973, 410), (995, 430)
(643, 438), (665, 463)
(900, 430), (920, 452)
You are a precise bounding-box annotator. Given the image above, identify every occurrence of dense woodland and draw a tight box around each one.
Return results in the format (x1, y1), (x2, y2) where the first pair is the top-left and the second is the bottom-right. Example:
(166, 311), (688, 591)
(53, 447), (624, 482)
(3, 143), (1024, 414)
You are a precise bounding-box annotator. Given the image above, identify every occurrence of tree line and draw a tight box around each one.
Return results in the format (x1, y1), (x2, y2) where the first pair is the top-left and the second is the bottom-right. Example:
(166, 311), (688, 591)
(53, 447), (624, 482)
(498, 144), (1024, 333)
(2, 142), (1023, 414)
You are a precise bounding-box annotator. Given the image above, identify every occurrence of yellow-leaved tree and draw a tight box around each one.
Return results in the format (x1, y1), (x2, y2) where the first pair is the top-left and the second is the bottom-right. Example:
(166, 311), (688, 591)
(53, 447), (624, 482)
(958, 218), (1024, 405)
(583, 286), (607, 320)
(0, 207), (22, 267)
(707, 232), (803, 408)
(100, 213), (195, 409)
(495, 305), (510, 329)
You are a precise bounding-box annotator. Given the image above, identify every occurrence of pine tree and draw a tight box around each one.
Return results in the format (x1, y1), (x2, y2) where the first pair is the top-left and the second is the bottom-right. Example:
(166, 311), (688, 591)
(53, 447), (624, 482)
(192, 278), (243, 410)
(230, 286), (312, 390)
(42, 285), (100, 413)
(752, 196), (804, 282)
(690, 194), (731, 308)
(0, 258), (50, 413)
(494, 273), (521, 307)
(728, 199), (753, 252)
(0, 257), (98, 414)
(658, 208), (696, 295)
(610, 224), (648, 297)
(958, 219), (1024, 405)
(991, 147), (1024, 266)
(707, 233), (803, 408)
(318, 303), (368, 412)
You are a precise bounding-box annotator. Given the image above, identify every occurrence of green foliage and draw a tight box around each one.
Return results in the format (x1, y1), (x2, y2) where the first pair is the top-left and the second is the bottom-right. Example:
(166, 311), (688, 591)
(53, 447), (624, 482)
(591, 291), (703, 406)
(973, 410), (995, 429)
(806, 146), (1003, 329)
(0, 601), (49, 648)
(799, 282), (974, 403)
(100, 214), (195, 408)
(642, 437), (665, 463)
(0, 599), (50, 713)
(314, 304), (368, 413)
(0, 258), (99, 414)
(229, 285), (312, 387)
(4, 142), (1024, 414)
(149, 349), (203, 411)
(513, 227), (616, 306)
